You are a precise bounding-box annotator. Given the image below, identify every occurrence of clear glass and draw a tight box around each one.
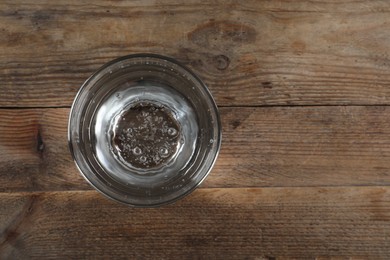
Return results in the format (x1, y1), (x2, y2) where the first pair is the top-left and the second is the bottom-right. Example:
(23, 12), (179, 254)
(68, 54), (221, 207)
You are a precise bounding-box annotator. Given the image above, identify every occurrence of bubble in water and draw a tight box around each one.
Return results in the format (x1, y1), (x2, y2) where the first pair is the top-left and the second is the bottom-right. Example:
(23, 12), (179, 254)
(159, 147), (169, 157)
(110, 101), (183, 170)
(167, 127), (177, 136)
(123, 143), (131, 151)
(141, 111), (148, 117)
(116, 93), (121, 99)
(133, 147), (142, 155)
(153, 155), (160, 162)
(210, 139), (214, 144)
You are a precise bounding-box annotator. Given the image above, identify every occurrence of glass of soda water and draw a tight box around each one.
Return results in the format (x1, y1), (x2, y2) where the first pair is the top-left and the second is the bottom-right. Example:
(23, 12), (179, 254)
(68, 54), (221, 207)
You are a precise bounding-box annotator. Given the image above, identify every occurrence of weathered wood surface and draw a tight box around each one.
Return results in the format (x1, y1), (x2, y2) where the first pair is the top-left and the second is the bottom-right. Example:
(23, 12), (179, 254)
(1, 0), (390, 107)
(1, 187), (390, 259)
(1, 0), (390, 258)
(1, 106), (390, 192)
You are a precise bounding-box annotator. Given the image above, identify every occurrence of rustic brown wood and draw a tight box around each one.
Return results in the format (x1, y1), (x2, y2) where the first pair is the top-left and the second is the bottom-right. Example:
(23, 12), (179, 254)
(1, 106), (390, 192)
(0, 109), (90, 192)
(2, 0), (390, 258)
(1, 187), (390, 259)
(1, 0), (390, 107)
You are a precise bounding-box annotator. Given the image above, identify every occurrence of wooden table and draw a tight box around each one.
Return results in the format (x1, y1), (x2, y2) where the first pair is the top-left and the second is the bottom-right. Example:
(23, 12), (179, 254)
(1, 0), (390, 259)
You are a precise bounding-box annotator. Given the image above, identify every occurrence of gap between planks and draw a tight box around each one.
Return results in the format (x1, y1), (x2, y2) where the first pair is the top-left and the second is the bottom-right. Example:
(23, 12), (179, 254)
(4, 104), (390, 110)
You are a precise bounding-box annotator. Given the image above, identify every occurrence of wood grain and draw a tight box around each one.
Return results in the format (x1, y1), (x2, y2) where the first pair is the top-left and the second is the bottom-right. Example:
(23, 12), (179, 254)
(2, 1), (390, 258)
(1, 0), (390, 107)
(1, 187), (390, 259)
(1, 106), (390, 192)
(0, 109), (90, 192)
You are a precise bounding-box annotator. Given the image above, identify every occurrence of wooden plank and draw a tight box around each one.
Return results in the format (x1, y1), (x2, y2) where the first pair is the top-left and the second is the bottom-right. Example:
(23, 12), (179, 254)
(0, 187), (390, 259)
(1, 0), (390, 107)
(1, 106), (390, 192)
(219, 105), (390, 188)
(0, 109), (90, 192)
